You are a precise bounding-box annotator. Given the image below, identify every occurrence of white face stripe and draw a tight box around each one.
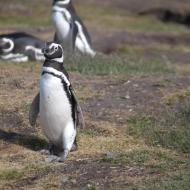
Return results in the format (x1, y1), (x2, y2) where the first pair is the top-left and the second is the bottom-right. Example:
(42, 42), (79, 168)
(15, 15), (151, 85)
(25, 45), (45, 61)
(56, 0), (70, 5)
(49, 43), (60, 50)
(42, 66), (70, 86)
(1, 38), (14, 53)
(48, 43), (63, 55)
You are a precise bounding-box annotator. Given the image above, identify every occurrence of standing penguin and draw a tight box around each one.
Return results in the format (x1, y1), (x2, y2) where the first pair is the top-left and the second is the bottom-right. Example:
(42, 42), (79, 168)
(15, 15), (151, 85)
(52, 0), (74, 53)
(29, 42), (81, 162)
(52, 0), (96, 57)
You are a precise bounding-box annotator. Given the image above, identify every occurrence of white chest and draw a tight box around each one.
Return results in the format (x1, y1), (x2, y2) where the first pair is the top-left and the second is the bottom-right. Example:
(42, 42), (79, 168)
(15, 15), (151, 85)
(39, 74), (73, 144)
(52, 10), (71, 39)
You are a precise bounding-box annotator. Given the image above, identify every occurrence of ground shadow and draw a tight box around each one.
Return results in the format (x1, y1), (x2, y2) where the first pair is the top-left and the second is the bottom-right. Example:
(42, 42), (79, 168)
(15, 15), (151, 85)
(0, 129), (48, 151)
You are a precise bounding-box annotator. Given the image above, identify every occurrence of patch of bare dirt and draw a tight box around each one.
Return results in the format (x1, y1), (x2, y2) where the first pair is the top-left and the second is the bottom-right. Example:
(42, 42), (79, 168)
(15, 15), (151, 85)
(93, 30), (190, 53)
(10, 158), (161, 190)
(79, 75), (190, 124)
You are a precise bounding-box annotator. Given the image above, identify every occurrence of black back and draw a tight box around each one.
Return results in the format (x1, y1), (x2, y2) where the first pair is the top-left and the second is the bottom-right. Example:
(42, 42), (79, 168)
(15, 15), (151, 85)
(67, 3), (92, 45)
(0, 32), (45, 45)
(0, 32), (45, 54)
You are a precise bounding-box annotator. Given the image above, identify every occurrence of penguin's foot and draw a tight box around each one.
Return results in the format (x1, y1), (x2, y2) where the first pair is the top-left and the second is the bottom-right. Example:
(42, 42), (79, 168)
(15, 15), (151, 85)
(71, 140), (78, 152)
(39, 149), (51, 155)
(43, 150), (70, 163)
(71, 144), (78, 152)
(45, 155), (60, 163)
(58, 149), (69, 162)
(48, 144), (56, 155)
(39, 144), (55, 155)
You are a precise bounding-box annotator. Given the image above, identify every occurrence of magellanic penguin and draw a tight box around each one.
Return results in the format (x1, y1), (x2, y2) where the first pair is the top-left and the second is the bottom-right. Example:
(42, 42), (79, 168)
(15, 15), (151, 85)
(0, 32), (45, 62)
(52, 0), (96, 57)
(29, 42), (84, 162)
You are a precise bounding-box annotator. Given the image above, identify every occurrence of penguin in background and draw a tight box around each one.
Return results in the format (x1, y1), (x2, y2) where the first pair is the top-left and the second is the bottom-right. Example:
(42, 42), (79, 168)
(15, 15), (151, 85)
(52, 0), (96, 57)
(0, 32), (45, 62)
(29, 42), (84, 162)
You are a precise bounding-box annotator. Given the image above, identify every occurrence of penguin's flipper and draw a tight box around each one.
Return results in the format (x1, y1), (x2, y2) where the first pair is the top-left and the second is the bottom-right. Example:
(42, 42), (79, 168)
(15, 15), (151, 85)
(72, 22), (78, 51)
(69, 86), (85, 129)
(29, 93), (40, 127)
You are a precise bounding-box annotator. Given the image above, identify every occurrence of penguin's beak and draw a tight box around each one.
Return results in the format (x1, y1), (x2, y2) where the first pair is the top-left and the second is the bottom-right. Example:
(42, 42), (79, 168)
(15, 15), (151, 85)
(42, 47), (49, 54)
(42, 43), (54, 55)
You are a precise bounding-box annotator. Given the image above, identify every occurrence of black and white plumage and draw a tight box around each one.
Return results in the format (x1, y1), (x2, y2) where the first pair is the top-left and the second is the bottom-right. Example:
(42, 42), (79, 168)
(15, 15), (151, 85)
(29, 42), (83, 162)
(52, 0), (96, 57)
(0, 32), (45, 62)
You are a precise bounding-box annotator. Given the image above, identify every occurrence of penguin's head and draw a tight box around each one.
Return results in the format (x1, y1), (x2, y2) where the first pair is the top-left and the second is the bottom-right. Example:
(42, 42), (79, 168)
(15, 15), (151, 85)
(42, 42), (64, 63)
(0, 38), (14, 54)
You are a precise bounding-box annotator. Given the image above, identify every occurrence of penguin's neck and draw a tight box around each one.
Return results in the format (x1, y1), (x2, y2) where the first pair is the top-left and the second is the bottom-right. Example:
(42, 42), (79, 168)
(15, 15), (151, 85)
(42, 65), (70, 86)
(43, 59), (63, 72)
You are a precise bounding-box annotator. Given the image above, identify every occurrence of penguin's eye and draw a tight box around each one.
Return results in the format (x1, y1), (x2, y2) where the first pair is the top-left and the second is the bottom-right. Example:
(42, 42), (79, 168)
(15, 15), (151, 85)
(55, 46), (58, 51)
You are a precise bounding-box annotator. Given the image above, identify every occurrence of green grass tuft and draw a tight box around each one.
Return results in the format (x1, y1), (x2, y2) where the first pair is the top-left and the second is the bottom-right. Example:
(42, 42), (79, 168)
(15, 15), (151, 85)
(100, 148), (189, 172)
(101, 149), (150, 165)
(0, 54), (174, 77)
(65, 55), (174, 76)
(79, 128), (99, 137)
(0, 54), (173, 76)
(126, 106), (190, 153)
(0, 170), (24, 180)
(141, 172), (190, 190)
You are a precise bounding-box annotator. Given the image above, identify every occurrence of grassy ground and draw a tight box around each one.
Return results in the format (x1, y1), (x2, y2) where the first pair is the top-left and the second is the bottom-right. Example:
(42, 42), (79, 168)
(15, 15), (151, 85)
(0, 55), (190, 189)
(0, 0), (190, 189)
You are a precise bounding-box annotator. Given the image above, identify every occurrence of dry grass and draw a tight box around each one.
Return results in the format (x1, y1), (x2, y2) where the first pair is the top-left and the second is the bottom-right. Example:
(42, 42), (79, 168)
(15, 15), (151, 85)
(163, 88), (190, 105)
(0, 54), (190, 189)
